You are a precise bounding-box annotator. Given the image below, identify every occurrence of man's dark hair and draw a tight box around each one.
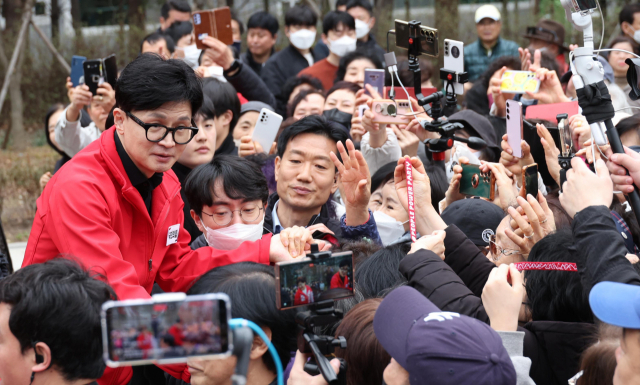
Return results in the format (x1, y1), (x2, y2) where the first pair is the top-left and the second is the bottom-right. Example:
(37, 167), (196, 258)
(620, 4), (640, 28)
(281, 75), (325, 105)
(296, 276), (307, 284)
(184, 154), (269, 216)
(116, 54), (203, 116)
(336, 0), (350, 8)
(164, 20), (193, 45)
(616, 114), (640, 139)
(277, 115), (349, 159)
(0, 258), (116, 381)
(195, 94), (216, 121)
(327, 81), (362, 98)
(335, 49), (383, 82)
(322, 11), (355, 34)
(285, 5), (318, 28)
(188, 262), (297, 373)
(140, 31), (176, 54)
(161, 0), (191, 19)
(287, 89), (326, 118)
(339, 259), (351, 268)
(231, 10), (245, 36)
(345, 0), (373, 16)
(355, 243), (410, 299)
(525, 229), (593, 323)
(247, 11), (280, 36)
(202, 77), (241, 131)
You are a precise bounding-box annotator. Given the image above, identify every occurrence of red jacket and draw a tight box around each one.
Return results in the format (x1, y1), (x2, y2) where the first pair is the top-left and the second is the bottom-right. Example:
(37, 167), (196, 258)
(330, 272), (349, 289)
(23, 127), (272, 385)
(294, 285), (314, 305)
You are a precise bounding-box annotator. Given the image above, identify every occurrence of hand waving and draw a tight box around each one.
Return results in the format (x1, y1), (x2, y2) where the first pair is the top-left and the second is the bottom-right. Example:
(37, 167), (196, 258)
(330, 139), (371, 226)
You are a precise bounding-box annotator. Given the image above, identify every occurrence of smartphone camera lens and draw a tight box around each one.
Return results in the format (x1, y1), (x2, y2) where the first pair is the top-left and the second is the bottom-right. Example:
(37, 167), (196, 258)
(451, 46), (460, 58)
(507, 114), (510, 120)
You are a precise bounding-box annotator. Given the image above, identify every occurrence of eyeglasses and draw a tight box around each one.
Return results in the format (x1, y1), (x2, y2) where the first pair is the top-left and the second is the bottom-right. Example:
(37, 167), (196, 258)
(489, 234), (521, 262)
(201, 205), (265, 226)
(568, 370), (583, 385)
(527, 26), (560, 43)
(126, 111), (199, 145)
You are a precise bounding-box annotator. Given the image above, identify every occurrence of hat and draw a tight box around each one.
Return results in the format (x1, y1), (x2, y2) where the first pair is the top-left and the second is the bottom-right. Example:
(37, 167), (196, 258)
(240, 101), (274, 116)
(589, 281), (640, 329)
(523, 19), (568, 51)
(474, 5), (501, 23)
(374, 286), (516, 385)
(448, 110), (501, 159)
(441, 198), (505, 247)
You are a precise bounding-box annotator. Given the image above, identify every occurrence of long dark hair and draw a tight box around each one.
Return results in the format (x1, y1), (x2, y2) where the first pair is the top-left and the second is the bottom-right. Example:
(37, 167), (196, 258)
(44, 103), (69, 157)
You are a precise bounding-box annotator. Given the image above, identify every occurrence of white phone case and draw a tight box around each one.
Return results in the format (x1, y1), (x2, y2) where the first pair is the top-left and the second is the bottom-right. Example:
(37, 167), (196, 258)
(506, 100), (523, 158)
(252, 108), (283, 153)
(443, 39), (464, 95)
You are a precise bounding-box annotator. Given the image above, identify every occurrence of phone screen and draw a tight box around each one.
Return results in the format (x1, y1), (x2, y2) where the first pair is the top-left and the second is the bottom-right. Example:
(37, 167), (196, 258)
(523, 164), (538, 197)
(104, 295), (229, 365)
(364, 69), (385, 96)
(276, 252), (354, 310)
(459, 164), (493, 199)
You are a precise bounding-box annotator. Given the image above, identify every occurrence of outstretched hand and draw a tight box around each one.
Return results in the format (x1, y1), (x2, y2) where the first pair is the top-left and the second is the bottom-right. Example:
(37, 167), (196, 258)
(330, 139), (371, 226)
(482, 264), (524, 332)
(560, 158), (613, 218)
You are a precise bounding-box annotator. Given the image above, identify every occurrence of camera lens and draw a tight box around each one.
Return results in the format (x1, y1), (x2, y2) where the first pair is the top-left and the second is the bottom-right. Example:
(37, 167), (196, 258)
(451, 46), (460, 59)
(507, 114), (510, 120)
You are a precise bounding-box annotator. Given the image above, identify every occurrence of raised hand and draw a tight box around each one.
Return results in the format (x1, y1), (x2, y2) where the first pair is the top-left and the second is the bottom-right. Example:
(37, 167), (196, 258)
(537, 123), (561, 186)
(409, 230), (446, 260)
(505, 194), (555, 256)
(500, 134), (535, 179)
(482, 264), (524, 332)
(330, 139), (371, 227)
(607, 146), (640, 194)
(559, 158), (613, 218)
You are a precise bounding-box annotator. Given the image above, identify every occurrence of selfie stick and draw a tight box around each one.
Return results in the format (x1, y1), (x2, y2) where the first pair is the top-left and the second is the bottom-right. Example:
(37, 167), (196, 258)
(405, 158), (417, 242)
(229, 319), (284, 385)
(562, 0), (640, 223)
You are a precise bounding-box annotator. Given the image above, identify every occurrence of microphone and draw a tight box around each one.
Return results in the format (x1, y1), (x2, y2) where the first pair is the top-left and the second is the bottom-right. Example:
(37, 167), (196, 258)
(453, 136), (487, 151)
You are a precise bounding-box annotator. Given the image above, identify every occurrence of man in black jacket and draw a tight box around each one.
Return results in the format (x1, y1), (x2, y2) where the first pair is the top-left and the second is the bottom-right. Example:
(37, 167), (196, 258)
(242, 12), (279, 77)
(261, 5), (320, 101)
(346, 0), (386, 66)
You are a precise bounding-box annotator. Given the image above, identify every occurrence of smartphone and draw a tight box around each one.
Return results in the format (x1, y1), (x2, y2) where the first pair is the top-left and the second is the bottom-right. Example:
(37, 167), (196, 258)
(83, 60), (102, 95)
(521, 163), (539, 198)
(364, 69), (385, 96)
(70, 55), (86, 87)
(371, 99), (413, 125)
(500, 70), (540, 94)
(252, 108), (283, 153)
(193, 7), (233, 49)
(459, 164), (496, 200)
(506, 100), (524, 158)
(443, 39), (464, 95)
(101, 293), (231, 367)
(394, 20), (438, 57)
(102, 54), (118, 90)
(275, 251), (354, 310)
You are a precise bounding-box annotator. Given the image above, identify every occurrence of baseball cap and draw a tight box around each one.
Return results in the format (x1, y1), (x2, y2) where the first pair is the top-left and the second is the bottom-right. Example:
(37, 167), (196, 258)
(240, 101), (274, 116)
(475, 5), (501, 23)
(589, 281), (640, 329)
(441, 198), (505, 247)
(374, 286), (516, 385)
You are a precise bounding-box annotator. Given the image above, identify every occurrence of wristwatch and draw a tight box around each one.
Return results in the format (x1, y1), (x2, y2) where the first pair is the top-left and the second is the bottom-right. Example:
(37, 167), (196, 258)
(223, 59), (242, 75)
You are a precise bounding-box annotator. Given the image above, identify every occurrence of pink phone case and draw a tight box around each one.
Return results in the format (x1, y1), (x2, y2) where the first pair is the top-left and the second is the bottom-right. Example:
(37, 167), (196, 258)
(371, 99), (414, 125)
(506, 100), (523, 158)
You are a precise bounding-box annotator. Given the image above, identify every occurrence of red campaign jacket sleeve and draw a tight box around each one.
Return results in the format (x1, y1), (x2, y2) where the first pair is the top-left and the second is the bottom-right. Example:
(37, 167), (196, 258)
(154, 219), (272, 293)
(47, 178), (151, 300)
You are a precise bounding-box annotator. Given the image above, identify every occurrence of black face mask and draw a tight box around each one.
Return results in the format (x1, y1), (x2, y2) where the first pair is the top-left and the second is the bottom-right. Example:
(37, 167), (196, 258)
(323, 108), (353, 131)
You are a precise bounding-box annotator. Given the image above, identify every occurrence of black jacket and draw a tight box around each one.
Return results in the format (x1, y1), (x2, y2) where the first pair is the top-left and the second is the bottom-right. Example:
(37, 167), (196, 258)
(241, 49), (273, 77)
(215, 133), (238, 156)
(464, 80), (490, 117)
(171, 162), (201, 244)
(226, 60), (277, 108)
(263, 192), (343, 238)
(261, 45), (318, 99)
(357, 34), (386, 66)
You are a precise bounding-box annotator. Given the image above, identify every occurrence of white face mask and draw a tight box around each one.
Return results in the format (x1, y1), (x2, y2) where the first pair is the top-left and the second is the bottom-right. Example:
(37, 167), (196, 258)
(328, 35), (357, 57)
(289, 29), (316, 50)
(373, 211), (407, 246)
(445, 141), (481, 183)
(179, 44), (202, 69)
(355, 19), (370, 39)
(630, 26), (640, 44)
(201, 219), (265, 250)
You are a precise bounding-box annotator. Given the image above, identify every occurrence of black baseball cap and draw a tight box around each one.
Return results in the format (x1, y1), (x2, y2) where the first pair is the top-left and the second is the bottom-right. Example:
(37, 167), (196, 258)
(441, 198), (505, 247)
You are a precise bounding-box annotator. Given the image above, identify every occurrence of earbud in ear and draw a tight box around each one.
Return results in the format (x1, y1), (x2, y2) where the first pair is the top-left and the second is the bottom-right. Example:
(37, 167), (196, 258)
(36, 353), (44, 364)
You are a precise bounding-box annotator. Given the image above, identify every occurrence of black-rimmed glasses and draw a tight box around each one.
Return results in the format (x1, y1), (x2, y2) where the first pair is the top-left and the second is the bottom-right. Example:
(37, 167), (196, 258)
(126, 111), (199, 145)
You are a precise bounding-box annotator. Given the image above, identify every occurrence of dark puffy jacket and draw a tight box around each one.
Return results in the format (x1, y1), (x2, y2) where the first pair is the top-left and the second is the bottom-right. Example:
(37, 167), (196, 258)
(261, 45), (319, 99)
(225, 60), (276, 108)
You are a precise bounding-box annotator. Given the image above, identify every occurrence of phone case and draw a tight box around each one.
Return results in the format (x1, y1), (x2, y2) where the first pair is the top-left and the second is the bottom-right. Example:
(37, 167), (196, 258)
(70, 56), (86, 87)
(102, 54), (118, 90)
(371, 99), (414, 125)
(443, 39), (464, 95)
(252, 108), (283, 153)
(193, 7), (233, 49)
(364, 69), (385, 96)
(506, 100), (524, 158)
(521, 163), (539, 198)
(83, 60), (102, 95)
(500, 71), (540, 94)
(459, 164), (496, 200)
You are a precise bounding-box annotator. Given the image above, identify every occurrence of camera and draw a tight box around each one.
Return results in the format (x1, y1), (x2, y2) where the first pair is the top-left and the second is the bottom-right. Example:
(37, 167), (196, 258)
(393, 20), (439, 57)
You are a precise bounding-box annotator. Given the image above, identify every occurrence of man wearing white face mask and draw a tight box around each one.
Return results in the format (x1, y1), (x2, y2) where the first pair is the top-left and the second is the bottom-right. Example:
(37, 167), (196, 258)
(261, 5), (320, 100)
(346, 0), (386, 65)
(299, 11), (357, 91)
(619, 4), (640, 48)
(165, 20), (201, 69)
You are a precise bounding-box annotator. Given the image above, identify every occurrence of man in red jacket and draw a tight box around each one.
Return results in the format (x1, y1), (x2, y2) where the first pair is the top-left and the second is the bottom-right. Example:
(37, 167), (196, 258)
(23, 54), (301, 385)
(294, 277), (314, 306)
(329, 259), (351, 289)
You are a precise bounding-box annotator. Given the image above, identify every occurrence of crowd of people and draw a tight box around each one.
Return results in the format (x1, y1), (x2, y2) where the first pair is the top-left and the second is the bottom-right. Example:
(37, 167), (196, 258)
(5, 0), (640, 384)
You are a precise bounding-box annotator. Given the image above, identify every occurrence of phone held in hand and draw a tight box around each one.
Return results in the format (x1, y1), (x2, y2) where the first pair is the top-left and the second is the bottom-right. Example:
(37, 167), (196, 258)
(506, 100), (524, 158)
(500, 70), (540, 94)
(443, 39), (464, 95)
(101, 293), (231, 367)
(70, 55), (86, 87)
(364, 69), (385, 96)
(275, 251), (354, 310)
(459, 164), (496, 200)
(251, 108), (283, 153)
(192, 7), (233, 49)
(521, 163), (538, 198)
(371, 99), (413, 125)
(83, 60), (102, 96)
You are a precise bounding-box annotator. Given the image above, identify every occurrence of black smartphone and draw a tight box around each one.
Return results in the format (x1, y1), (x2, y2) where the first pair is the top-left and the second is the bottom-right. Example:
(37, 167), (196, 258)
(101, 293), (231, 367)
(521, 163), (539, 198)
(102, 54), (118, 89)
(275, 251), (354, 310)
(83, 59), (102, 95)
(394, 20), (438, 57)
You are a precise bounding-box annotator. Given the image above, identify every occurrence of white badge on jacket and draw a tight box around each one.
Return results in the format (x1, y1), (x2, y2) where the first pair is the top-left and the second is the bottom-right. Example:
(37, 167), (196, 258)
(167, 224), (180, 246)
